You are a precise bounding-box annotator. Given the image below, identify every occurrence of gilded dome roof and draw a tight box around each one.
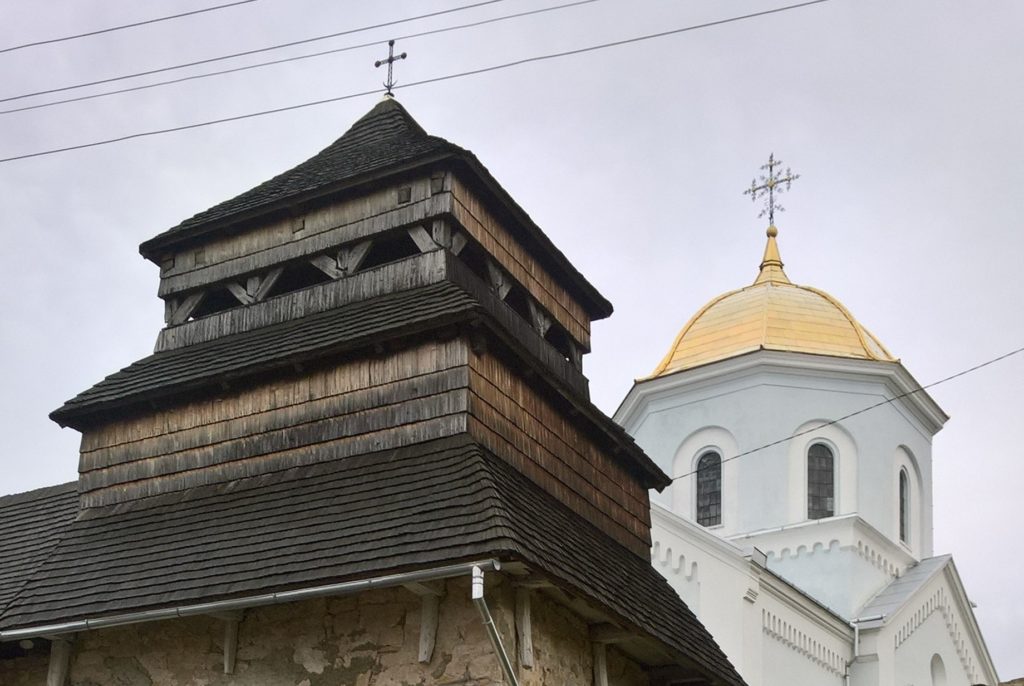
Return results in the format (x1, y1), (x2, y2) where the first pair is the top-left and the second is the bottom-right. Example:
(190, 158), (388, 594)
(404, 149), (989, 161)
(649, 226), (896, 378)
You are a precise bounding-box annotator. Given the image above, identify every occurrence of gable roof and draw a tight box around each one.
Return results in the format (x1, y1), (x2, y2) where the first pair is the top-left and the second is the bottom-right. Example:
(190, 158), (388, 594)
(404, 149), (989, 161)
(0, 482), (78, 616)
(857, 554), (952, 625)
(0, 436), (743, 686)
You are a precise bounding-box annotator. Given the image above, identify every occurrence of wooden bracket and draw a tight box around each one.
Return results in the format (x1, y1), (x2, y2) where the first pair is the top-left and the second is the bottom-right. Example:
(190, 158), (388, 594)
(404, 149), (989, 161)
(527, 300), (552, 338)
(208, 611), (242, 674)
(403, 581), (444, 663)
(566, 339), (583, 372)
(46, 635), (74, 686)
(592, 641), (608, 686)
(486, 259), (512, 301)
(227, 267), (283, 305)
(166, 291), (206, 325)
(515, 587), (534, 669)
(311, 240), (372, 279)
(408, 225), (439, 253)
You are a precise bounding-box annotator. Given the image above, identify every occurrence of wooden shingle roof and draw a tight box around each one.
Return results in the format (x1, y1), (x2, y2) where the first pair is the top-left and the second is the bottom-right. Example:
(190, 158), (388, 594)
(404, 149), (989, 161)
(137, 96), (612, 320)
(141, 97), (458, 254)
(50, 280), (479, 428)
(0, 482), (78, 616)
(0, 437), (742, 686)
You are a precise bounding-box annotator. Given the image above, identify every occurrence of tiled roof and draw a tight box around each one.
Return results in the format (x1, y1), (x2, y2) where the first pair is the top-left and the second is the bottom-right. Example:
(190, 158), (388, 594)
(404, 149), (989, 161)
(51, 280), (479, 427)
(0, 437), (743, 685)
(0, 482), (78, 615)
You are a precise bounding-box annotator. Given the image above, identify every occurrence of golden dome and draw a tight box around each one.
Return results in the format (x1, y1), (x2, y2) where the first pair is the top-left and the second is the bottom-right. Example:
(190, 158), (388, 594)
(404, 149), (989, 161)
(649, 227), (896, 378)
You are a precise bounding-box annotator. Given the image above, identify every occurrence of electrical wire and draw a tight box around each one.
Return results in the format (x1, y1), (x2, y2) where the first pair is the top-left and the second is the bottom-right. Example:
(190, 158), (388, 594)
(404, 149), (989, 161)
(0, 0), (261, 55)
(0, 0), (831, 164)
(669, 343), (1024, 482)
(0, 0), (513, 104)
(0, 0), (598, 117)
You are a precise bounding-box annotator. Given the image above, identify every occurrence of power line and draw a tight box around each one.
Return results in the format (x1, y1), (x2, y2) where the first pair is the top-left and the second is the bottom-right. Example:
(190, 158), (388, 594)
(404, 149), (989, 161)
(0, 0), (832, 164)
(0, 0), (513, 105)
(670, 343), (1024, 482)
(0, 0), (261, 55)
(0, 0), (598, 117)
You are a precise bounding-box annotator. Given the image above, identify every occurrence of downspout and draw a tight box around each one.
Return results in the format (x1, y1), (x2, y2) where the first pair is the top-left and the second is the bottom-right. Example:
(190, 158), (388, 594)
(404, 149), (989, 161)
(472, 565), (520, 686)
(844, 614), (885, 686)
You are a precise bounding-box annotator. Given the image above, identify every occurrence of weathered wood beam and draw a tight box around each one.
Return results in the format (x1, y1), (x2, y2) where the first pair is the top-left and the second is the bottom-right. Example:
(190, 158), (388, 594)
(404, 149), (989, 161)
(226, 281), (255, 306)
(513, 574), (554, 590)
(450, 231), (468, 256)
(310, 240), (373, 280)
(403, 581), (444, 664)
(339, 240), (372, 275)
(47, 635), (74, 686)
(309, 254), (342, 279)
(590, 622), (633, 644)
(224, 616), (240, 674)
(527, 300), (552, 338)
(486, 259), (512, 300)
(429, 218), (468, 256)
(253, 267), (283, 302)
(208, 611), (242, 674)
(592, 641), (608, 686)
(408, 225), (438, 253)
(166, 291), (205, 325)
(566, 339), (583, 372)
(515, 587), (534, 669)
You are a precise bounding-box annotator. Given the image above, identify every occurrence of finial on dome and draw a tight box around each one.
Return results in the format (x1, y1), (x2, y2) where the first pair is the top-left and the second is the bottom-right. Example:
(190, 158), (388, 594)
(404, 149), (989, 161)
(754, 223), (790, 284)
(743, 153), (799, 227)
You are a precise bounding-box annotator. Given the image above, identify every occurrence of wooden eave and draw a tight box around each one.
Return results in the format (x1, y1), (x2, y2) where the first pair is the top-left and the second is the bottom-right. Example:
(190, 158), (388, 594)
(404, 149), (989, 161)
(51, 261), (666, 490)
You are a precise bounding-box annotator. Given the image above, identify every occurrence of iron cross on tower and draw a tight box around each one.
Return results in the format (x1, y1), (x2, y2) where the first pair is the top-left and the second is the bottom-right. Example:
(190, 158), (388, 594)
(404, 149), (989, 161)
(375, 40), (407, 96)
(743, 153), (800, 226)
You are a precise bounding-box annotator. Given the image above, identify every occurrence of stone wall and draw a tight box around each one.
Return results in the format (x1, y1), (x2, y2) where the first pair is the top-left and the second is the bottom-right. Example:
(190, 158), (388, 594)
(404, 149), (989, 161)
(0, 574), (649, 685)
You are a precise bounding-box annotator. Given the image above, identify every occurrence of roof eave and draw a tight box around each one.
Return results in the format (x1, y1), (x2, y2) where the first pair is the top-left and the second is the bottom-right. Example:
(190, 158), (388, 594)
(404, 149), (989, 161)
(138, 149), (463, 262)
(452, 152), (613, 321)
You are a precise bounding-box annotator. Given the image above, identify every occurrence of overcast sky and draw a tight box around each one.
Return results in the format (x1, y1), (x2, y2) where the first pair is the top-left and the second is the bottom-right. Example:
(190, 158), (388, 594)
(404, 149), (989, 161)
(1, 0), (1021, 677)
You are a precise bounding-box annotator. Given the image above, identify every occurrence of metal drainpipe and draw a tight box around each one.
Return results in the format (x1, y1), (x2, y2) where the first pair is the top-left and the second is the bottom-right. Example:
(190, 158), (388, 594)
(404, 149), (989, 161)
(0, 559), (502, 642)
(845, 614), (885, 686)
(472, 565), (520, 686)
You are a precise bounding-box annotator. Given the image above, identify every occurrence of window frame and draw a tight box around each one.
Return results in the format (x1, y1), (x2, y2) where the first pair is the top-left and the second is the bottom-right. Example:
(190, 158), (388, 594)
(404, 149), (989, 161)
(807, 442), (836, 520)
(695, 450), (722, 527)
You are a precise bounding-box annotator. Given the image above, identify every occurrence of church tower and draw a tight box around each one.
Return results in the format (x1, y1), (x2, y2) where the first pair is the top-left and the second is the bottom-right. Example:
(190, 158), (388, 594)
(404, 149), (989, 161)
(616, 223), (946, 618)
(0, 97), (744, 686)
(614, 193), (998, 684)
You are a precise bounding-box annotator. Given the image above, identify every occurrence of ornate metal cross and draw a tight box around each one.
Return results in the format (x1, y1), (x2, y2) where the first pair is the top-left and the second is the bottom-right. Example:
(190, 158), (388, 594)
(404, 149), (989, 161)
(374, 40), (407, 96)
(743, 153), (800, 225)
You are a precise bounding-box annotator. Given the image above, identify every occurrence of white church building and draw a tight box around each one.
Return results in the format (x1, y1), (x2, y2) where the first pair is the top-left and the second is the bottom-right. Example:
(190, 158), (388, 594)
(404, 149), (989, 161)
(614, 224), (999, 685)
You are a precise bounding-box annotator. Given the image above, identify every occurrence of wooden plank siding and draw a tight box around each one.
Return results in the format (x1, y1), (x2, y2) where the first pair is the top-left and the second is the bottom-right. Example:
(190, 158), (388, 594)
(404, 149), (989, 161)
(78, 341), (469, 508)
(466, 350), (652, 557)
(157, 176), (445, 297)
(449, 175), (591, 351)
(155, 250), (448, 352)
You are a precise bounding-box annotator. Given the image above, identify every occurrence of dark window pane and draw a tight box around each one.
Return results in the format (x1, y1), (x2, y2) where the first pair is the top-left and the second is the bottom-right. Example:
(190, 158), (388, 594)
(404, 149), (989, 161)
(807, 443), (834, 520)
(696, 452), (722, 527)
(899, 469), (909, 543)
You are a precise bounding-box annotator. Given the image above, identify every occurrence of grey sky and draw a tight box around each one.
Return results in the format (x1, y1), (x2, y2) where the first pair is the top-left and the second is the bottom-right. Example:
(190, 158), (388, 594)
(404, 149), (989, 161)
(1, 0), (1021, 677)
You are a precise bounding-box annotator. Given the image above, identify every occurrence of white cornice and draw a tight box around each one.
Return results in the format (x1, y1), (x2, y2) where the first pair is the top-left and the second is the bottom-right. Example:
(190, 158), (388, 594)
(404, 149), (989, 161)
(615, 349), (948, 436)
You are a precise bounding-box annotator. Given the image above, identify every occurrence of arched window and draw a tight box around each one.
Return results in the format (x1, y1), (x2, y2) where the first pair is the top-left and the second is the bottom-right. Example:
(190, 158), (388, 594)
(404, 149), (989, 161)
(930, 654), (947, 686)
(696, 451), (722, 527)
(807, 443), (835, 520)
(899, 468), (910, 544)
